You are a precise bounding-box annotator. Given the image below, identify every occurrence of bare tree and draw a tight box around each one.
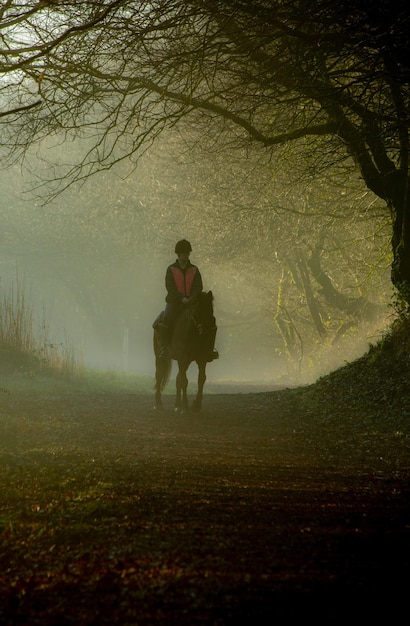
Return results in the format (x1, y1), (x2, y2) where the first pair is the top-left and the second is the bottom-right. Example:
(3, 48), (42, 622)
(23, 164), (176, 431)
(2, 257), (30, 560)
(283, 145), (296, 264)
(1, 1), (409, 303)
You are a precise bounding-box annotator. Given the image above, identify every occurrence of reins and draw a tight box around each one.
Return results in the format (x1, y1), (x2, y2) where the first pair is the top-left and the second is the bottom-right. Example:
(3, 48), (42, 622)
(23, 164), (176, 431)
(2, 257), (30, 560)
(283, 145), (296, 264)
(187, 296), (213, 337)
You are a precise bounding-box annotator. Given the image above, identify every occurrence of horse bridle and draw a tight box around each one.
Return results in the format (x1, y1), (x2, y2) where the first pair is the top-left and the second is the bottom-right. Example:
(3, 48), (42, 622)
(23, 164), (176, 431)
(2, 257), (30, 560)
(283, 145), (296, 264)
(188, 305), (212, 337)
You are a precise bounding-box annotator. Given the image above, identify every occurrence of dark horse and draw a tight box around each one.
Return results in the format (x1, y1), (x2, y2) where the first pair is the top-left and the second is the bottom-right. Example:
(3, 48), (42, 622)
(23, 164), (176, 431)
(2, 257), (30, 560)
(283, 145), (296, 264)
(154, 291), (217, 412)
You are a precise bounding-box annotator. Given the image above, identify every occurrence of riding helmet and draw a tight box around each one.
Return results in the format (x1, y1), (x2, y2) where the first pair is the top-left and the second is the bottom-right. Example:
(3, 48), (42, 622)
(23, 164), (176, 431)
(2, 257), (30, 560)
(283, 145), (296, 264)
(175, 239), (192, 254)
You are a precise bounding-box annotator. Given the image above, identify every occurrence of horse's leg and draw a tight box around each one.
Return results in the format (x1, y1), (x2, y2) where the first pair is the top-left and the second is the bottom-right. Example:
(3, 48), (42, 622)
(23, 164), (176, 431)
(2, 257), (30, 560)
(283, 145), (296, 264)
(175, 363), (189, 412)
(175, 369), (182, 410)
(192, 361), (207, 412)
(154, 357), (163, 409)
(153, 331), (162, 409)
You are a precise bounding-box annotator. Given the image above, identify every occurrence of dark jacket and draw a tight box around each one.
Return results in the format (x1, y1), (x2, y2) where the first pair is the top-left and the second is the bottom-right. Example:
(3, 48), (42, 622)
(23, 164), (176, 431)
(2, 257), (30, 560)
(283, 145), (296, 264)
(165, 260), (203, 304)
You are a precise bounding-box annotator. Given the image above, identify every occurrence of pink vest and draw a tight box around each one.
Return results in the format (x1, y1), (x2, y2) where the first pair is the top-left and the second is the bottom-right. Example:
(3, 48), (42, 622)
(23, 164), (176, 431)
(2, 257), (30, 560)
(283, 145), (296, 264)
(170, 266), (197, 297)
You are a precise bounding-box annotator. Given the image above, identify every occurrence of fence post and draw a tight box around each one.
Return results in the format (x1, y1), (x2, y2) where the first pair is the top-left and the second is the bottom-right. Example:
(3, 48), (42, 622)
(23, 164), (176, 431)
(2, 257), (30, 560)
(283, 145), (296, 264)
(123, 327), (129, 372)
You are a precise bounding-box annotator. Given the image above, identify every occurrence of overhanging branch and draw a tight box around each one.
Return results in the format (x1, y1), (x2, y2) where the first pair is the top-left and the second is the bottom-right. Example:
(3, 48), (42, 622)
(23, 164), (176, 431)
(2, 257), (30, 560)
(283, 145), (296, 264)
(0, 99), (42, 118)
(126, 76), (336, 146)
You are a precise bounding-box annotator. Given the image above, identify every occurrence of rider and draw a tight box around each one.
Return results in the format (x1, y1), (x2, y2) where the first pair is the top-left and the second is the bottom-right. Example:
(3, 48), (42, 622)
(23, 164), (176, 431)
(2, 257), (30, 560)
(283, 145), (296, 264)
(158, 239), (218, 360)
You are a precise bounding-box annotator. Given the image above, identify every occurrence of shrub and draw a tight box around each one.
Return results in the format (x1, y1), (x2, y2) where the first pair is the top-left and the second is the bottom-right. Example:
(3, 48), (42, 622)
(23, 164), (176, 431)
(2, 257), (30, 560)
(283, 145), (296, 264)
(0, 278), (82, 377)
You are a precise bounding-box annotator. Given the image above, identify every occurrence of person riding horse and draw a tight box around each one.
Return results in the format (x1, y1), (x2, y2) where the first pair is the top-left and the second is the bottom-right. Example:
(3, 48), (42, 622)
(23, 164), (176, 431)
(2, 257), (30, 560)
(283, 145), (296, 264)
(157, 239), (218, 361)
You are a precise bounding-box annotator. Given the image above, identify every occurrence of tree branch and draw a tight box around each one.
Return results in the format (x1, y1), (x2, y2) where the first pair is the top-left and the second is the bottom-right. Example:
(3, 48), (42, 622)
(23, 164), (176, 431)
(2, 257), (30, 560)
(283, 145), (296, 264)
(0, 99), (42, 118)
(124, 75), (336, 146)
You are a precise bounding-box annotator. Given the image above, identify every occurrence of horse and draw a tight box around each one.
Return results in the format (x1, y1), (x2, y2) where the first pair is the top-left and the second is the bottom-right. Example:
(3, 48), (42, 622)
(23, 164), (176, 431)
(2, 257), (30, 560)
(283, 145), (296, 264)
(153, 291), (217, 412)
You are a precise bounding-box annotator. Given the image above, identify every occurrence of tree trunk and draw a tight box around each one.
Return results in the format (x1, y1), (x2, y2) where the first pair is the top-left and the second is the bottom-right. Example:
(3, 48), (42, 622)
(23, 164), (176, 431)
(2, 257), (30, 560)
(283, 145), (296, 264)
(307, 246), (382, 321)
(387, 172), (410, 305)
(297, 257), (327, 338)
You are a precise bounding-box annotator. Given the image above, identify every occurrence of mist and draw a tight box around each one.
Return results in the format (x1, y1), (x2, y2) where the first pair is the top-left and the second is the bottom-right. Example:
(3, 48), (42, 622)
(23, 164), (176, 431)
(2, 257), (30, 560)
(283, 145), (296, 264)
(0, 133), (392, 388)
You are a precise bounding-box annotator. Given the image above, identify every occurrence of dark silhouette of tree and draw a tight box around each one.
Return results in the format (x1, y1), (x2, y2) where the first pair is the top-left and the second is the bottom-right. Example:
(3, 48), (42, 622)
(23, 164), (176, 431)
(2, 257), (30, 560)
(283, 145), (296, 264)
(1, 0), (409, 302)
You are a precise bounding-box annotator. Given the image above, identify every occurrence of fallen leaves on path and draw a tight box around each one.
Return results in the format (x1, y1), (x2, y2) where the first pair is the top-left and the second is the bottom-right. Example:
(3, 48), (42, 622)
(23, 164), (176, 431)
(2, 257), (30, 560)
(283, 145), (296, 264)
(1, 390), (409, 624)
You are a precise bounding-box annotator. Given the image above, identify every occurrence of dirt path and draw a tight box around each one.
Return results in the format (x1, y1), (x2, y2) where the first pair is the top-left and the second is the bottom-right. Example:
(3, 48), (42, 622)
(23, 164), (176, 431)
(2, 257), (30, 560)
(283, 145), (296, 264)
(1, 389), (410, 623)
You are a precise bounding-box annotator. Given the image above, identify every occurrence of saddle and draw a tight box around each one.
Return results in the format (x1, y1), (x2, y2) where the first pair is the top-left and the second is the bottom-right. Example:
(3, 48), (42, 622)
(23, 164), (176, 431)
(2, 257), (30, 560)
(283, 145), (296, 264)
(153, 310), (218, 361)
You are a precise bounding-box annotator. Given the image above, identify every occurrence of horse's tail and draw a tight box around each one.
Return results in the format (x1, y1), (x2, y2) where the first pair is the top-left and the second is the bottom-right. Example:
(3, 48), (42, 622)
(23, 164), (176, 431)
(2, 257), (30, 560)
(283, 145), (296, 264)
(157, 353), (172, 391)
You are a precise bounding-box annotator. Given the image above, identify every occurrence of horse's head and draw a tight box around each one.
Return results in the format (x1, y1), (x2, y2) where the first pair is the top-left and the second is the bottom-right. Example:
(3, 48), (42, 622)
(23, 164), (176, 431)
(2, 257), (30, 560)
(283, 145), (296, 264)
(189, 291), (215, 333)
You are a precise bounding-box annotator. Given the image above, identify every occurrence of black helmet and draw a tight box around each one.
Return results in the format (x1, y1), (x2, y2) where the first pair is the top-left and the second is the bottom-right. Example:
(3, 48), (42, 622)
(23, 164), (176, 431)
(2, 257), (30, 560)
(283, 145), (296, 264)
(175, 239), (192, 254)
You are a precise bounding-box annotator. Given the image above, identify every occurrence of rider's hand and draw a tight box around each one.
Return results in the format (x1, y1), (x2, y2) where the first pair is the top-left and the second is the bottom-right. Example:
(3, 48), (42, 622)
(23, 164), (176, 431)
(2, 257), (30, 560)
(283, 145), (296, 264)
(182, 297), (190, 304)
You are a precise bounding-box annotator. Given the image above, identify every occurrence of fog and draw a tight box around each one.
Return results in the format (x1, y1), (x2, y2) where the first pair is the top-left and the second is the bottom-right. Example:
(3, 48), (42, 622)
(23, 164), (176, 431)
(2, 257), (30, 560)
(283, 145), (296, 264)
(0, 135), (392, 388)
